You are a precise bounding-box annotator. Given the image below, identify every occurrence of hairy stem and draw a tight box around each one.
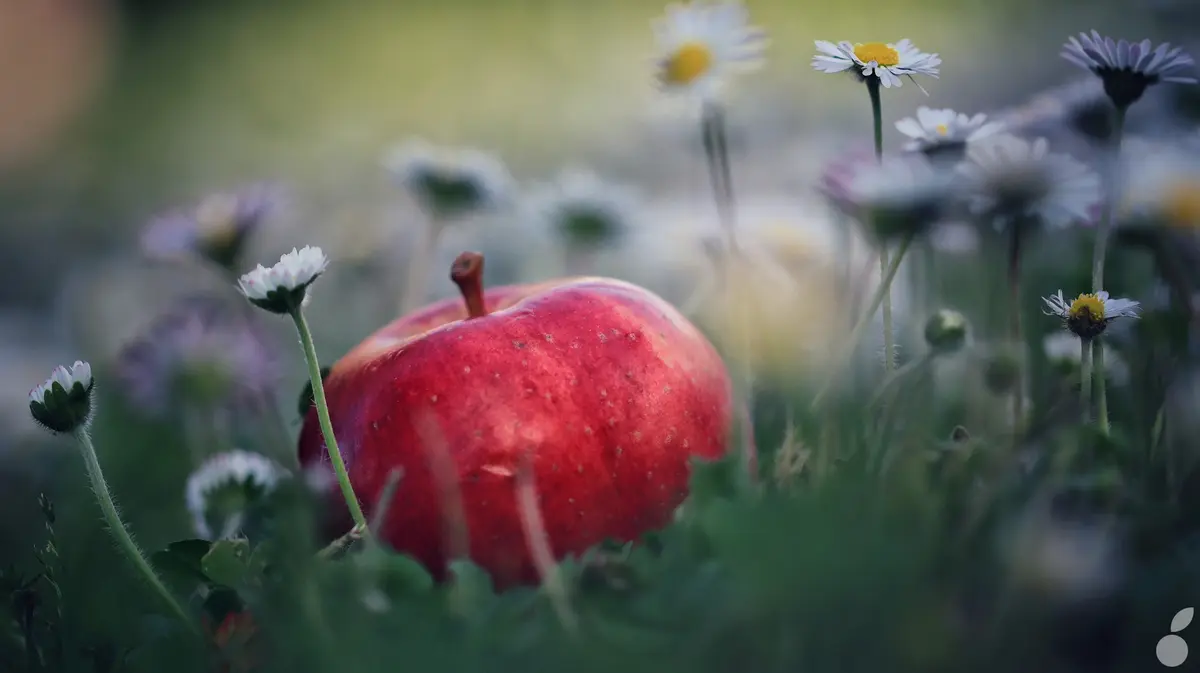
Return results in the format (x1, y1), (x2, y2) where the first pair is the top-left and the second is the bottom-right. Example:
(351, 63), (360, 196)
(73, 430), (198, 636)
(290, 309), (370, 533)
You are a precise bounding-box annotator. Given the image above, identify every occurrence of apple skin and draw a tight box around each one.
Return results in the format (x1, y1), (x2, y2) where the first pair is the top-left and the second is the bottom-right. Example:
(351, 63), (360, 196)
(298, 276), (732, 587)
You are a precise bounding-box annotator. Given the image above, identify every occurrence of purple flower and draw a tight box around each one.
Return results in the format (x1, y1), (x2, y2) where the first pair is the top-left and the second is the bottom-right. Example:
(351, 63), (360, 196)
(115, 296), (280, 416)
(141, 184), (282, 271)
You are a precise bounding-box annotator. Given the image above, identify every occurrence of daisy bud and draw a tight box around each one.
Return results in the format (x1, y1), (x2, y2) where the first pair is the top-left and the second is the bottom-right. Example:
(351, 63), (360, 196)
(237, 246), (328, 315)
(185, 450), (288, 541)
(383, 140), (513, 220)
(923, 309), (969, 354)
(982, 346), (1023, 395)
(528, 168), (638, 252)
(29, 361), (95, 434)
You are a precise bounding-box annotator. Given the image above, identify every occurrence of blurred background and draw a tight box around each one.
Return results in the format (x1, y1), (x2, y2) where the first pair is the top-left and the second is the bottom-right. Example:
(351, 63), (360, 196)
(2, 0), (1198, 658)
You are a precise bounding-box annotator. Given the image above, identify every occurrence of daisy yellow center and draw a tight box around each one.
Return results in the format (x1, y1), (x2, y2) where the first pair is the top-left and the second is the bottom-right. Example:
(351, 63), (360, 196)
(853, 42), (900, 67)
(1068, 294), (1106, 322)
(663, 42), (714, 85)
(935, 123), (950, 136)
(1163, 180), (1200, 229)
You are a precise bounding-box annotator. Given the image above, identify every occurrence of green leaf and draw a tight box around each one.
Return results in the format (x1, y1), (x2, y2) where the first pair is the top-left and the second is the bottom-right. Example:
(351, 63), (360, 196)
(150, 539), (213, 594)
(201, 540), (251, 589)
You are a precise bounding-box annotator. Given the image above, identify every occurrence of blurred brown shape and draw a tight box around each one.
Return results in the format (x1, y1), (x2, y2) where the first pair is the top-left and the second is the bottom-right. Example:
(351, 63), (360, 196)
(0, 0), (114, 170)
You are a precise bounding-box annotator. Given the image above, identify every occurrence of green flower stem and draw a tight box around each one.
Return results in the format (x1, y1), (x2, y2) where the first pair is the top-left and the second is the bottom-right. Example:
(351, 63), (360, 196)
(811, 232), (915, 411)
(1090, 105), (1127, 436)
(1007, 223), (1025, 434)
(701, 100), (758, 476)
(72, 429), (198, 637)
(290, 309), (370, 534)
(400, 215), (445, 315)
(1080, 338), (1093, 425)
(1094, 341), (1110, 434)
(867, 77), (895, 372)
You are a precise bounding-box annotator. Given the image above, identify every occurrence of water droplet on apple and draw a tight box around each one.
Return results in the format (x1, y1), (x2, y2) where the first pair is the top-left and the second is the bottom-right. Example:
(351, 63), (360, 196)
(543, 333), (554, 342)
(463, 366), (471, 373)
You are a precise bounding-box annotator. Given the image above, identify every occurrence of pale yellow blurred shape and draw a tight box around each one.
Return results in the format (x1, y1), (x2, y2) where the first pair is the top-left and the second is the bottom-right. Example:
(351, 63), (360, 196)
(694, 239), (848, 383)
(0, 0), (113, 169)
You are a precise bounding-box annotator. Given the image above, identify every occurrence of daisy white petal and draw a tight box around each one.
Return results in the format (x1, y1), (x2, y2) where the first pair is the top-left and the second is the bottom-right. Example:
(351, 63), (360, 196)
(186, 450), (288, 540)
(1043, 289), (1140, 339)
(383, 139), (513, 218)
(1062, 31), (1196, 108)
(894, 106), (1005, 160)
(959, 134), (1101, 229)
(29, 360), (95, 433)
(653, 1), (768, 102)
(237, 245), (329, 315)
(811, 38), (939, 93)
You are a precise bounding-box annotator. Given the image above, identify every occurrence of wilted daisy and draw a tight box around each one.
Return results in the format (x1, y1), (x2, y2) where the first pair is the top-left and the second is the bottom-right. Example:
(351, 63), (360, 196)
(383, 139), (513, 220)
(1043, 290), (1141, 339)
(811, 39), (941, 90)
(958, 134), (1101, 229)
(141, 184), (280, 271)
(115, 297), (278, 416)
(895, 107), (1004, 160)
(238, 245), (328, 315)
(186, 450), (288, 540)
(29, 360), (94, 434)
(841, 154), (959, 240)
(1062, 32), (1196, 109)
(651, 1), (768, 101)
(527, 168), (640, 251)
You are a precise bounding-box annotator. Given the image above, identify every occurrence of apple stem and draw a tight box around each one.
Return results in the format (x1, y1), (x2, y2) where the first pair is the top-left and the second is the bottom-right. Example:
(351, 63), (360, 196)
(451, 251), (489, 319)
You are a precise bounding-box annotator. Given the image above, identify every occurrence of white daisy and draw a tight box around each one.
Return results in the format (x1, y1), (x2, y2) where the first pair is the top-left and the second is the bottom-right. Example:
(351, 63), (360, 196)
(1062, 31), (1196, 109)
(958, 134), (1101, 229)
(237, 245), (328, 315)
(29, 361), (95, 434)
(895, 107), (1004, 158)
(383, 139), (513, 219)
(1042, 290), (1141, 340)
(652, 1), (768, 101)
(186, 450), (287, 540)
(526, 168), (640, 249)
(811, 39), (941, 90)
(842, 154), (958, 239)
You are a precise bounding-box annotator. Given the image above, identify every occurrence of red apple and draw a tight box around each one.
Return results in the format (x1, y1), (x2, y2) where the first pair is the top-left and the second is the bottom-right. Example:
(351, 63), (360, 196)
(298, 252), (732, 587)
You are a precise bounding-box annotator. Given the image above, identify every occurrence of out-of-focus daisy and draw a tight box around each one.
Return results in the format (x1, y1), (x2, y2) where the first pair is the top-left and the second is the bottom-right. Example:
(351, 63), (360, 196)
(1062, 32), (1196, 109)
(383, 139), (513, 220)
(141, 184), (280, 271)
(811, 39), (941, 90)
(526, 168), (640, 252)
(1043, 290), (1141, 340)
(1002, 510), (1124, 602)
(238, 245), (328, 315)
(895, 107), (1004, 160)
(29, 360), (94, 434)
(1122, 144), (1200, 230)
(816, 148), (878, 213)
(651, 1), (768, 101)
(958, 134), (1101, 229)
(841, 154), (959, 240)
(1043, 330), (1129, 385)
(186, 450), (288, 540)
(115, 297), (279, 416)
